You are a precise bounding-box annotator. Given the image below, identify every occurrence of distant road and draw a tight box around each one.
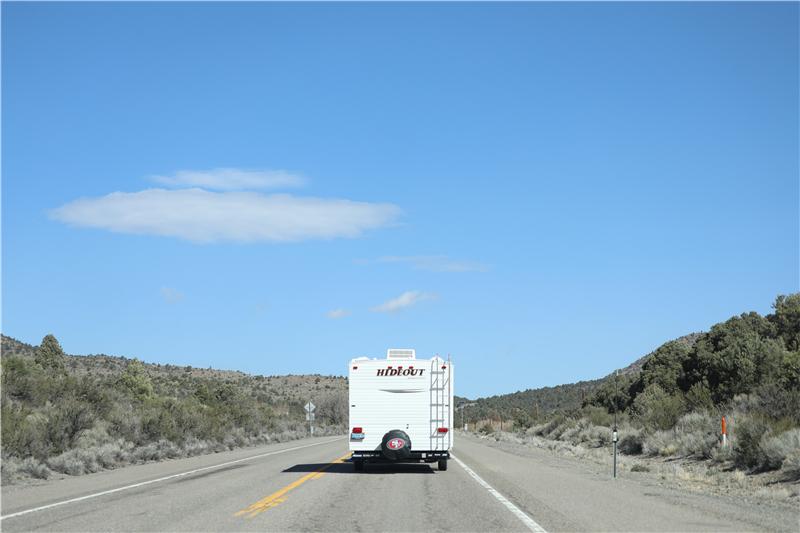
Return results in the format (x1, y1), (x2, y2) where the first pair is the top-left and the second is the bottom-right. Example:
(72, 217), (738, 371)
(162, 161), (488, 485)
(2, 433), (796, 532)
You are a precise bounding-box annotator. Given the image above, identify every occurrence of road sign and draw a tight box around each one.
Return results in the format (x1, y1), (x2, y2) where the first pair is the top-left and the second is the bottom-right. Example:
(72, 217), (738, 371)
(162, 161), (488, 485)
(306, 400), (316, 436)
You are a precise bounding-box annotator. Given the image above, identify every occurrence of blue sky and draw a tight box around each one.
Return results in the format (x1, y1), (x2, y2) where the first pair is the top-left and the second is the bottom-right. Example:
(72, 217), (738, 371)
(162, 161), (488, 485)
(2, 2), (798, 398)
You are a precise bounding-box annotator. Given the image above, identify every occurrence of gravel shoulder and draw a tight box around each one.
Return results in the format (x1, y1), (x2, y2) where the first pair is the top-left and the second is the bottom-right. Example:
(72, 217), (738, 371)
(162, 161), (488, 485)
(460, 431), (799, 531)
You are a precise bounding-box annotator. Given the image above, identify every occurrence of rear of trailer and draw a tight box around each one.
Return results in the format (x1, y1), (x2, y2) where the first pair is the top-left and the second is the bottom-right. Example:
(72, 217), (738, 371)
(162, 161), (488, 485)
(349, 349), (454, 471)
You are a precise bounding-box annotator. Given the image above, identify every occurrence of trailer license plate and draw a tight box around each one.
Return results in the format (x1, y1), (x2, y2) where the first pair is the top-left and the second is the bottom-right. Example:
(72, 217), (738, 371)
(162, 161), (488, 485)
(351, 433), (365, 440)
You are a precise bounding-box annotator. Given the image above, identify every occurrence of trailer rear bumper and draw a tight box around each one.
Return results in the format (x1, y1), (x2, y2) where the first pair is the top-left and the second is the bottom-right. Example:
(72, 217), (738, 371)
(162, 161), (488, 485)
(351, 450), (450, 464)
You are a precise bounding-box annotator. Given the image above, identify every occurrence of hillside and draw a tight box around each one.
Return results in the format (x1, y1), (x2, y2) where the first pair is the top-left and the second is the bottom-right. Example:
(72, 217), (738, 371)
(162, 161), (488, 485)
(1, 335), (347, 408)
(1, 334), (348, 484)
(465, 294), (800, 480)
(460, 333), (702, 425)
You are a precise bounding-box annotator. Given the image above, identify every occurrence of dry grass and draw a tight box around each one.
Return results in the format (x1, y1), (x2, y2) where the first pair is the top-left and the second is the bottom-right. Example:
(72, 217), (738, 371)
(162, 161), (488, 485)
(3, 422), (346, 484)
(473, 422), (800, 505)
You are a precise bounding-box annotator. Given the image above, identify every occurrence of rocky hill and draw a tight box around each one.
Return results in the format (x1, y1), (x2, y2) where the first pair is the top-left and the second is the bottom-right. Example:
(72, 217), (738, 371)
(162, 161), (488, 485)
(459, 333), (702, 424)
(1, 334), (347, 407)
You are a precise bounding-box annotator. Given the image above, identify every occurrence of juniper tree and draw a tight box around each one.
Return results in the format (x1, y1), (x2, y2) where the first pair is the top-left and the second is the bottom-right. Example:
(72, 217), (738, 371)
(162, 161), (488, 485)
(34, 334), (66, 372)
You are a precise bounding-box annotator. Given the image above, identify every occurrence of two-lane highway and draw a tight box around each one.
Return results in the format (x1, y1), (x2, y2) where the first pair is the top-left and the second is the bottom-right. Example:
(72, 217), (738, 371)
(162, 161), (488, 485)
(2, 434), (797, 532)
(1, 436), (530, 532)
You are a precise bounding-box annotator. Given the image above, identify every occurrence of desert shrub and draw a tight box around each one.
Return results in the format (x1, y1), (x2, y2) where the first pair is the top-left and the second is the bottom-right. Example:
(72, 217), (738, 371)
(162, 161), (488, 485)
(752, 382), (800, 424)
(548, 417), (578, 440)
(639, 341), (691, 395)
(559, 420), (580, 442)
(223, 427), (248, 449)
(533, 415), (566, 437)
(583, 406), (613, 427)
(674, 411), (714, 434)
(2, 356), (44, 402)
(759, 428), (800, 471)
(316, 393), (348, 426)
(578, 423), (611, 448)
(711, 443), (734, 463)
(619, 432), (644, 455)
(48, 448), (102, 476)
(1, 456), (52, 482)
(684, 383), (714, 412)
(733, 415), (796, 470)
(75, 422), (114, 449)
(585, 372), (637, 413)
(632, 384), (685, 431)
(734, 415), (769, 469)
(118, 359), (153, 400)
(1, 404), (50, 459)
(784, 449), (800, 480)
(643, 431), (678, 456)
(44, 398), (97, 455)
(25, 457), (54, 479)
(560, 419), (611, 448)
(674, 411), (718, 458)
(272, 429), (302, 443)
(96, 441), (134, 469)
(643, 412), (718, 458)
(131, 440), (181, 462)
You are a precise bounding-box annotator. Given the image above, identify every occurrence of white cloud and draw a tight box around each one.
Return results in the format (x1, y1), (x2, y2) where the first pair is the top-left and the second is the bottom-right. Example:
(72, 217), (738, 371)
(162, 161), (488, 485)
(371, 290), (434, 313)
(160, 287), (184, 304)
(378, 255), (487, 272)
(150, 168), (305, 190)
(50, 189), (401, 243)
(326, 309), (351, 319)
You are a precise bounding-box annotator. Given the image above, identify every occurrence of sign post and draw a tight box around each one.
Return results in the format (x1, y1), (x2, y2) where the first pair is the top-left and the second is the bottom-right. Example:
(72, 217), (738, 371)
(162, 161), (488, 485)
(305, 401), (316, 436)
(612, 370), (619, 479)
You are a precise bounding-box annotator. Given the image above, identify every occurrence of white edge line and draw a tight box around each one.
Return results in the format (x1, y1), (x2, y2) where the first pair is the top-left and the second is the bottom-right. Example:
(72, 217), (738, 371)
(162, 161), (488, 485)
(452, 454), (547, 533)
(1, 437), (345, 521)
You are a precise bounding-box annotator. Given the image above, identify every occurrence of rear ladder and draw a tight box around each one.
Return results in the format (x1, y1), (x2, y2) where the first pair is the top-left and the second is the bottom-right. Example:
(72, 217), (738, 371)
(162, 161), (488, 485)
(429, 356), (451, 451)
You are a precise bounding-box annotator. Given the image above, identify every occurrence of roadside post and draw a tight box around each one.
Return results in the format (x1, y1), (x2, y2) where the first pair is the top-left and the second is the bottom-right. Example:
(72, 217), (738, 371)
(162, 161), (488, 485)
(612, 370), (619, 479)
(612, 426), (618, 478)
(721, 416), (727, 447)
(305, 401), (315, 436)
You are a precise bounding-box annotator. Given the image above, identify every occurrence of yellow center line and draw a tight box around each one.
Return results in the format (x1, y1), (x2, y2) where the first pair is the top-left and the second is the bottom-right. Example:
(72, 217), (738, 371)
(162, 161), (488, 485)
(234, 452), (352, 518)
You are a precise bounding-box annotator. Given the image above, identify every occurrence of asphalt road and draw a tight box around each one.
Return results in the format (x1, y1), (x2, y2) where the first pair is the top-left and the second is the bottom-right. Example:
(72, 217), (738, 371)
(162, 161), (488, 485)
(2, 433), (797, 532)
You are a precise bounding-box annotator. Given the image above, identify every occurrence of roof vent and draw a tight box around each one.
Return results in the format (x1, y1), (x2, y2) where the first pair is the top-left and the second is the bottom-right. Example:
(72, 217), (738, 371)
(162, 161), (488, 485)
(387, 348), (415, 360)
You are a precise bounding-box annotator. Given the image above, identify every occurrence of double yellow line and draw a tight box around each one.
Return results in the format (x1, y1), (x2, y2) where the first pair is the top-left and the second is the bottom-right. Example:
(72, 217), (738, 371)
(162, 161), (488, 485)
(235, 452), (352, 518)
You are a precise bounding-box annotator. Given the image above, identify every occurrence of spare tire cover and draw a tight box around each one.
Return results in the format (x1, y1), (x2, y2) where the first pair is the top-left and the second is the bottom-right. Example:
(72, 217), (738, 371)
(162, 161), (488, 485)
(381, 430), (412, 461)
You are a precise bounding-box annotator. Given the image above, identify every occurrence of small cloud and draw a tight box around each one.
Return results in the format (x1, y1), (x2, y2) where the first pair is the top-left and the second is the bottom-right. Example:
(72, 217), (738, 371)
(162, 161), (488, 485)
(326, 309), (351, 319)
(150, 168), (306, 190)
(371, 290), (435, 313)
(160, 287), (184, 304)
(50, 189), (401, 243)
(378, 255), (487, 272)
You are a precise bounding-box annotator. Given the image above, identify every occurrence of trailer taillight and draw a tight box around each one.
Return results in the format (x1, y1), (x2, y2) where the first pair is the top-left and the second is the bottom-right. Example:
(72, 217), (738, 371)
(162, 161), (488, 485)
(352, 427), (363, 434)
(437, 427), (449, 433)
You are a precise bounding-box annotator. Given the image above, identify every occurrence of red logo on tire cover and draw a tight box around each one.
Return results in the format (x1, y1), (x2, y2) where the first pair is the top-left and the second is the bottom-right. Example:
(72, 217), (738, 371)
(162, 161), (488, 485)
(387, 438), (405, 450)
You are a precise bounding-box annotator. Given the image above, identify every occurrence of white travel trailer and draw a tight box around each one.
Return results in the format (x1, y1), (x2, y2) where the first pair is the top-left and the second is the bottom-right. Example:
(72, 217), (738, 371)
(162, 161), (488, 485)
(349, 349), (454, 471)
